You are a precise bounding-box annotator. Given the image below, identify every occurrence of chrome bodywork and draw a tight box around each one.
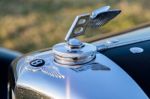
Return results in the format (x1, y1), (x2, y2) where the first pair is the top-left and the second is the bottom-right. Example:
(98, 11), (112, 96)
(12, 49), (148, 99)
(52, 42), (97, 65)
(65, 6), (120, 41)
(10, 6), (149, 99)
(94, 27), (150, 51)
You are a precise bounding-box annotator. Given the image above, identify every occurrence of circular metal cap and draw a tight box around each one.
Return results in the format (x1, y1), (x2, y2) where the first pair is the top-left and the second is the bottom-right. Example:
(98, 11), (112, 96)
(52, 39), (97, 65)
(67, 38), (84, 49)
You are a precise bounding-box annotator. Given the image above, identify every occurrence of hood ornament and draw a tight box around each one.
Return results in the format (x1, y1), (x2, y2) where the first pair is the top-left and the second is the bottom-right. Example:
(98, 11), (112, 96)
(52, 6), (121, 66)
(65, 6), (121, 41)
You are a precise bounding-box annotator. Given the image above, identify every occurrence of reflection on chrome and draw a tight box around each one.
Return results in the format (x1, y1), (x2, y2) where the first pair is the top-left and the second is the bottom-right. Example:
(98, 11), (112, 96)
(10, 5), (148, 99)
(66, 77), (71, 99)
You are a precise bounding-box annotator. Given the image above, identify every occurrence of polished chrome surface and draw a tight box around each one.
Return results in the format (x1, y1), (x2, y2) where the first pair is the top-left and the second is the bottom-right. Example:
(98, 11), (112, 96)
(54, 6), (121, 65)
(89, 9), (121, 28)
(52, 42), (97, 65)
(67, 38), (83, 49)
(94, 27), (150, 51)
(65, 14), (90, 41)
(11, 6), (149, 99)
(90, 6), (110, 19)
(12, 50), (148, 99)
(65, 6), (121, 41)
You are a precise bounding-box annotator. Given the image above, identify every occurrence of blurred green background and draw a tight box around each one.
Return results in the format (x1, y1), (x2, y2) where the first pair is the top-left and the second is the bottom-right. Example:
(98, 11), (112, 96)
(0, 0), (150, 53)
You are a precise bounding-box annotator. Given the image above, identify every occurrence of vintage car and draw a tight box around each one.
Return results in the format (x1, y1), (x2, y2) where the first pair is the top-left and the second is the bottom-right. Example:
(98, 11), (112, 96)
(0, 6), (149, 99)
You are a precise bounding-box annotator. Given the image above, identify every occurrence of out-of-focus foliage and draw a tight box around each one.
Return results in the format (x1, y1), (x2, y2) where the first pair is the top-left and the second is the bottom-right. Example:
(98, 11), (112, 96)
(0, 0), (150, 53)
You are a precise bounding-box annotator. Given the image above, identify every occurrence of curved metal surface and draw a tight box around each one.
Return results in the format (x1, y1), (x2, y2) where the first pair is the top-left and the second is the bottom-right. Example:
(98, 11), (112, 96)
(52, 42), (96, 65)
(12, 49), (148, 99)
(65, 6), (121, 41)
(100, 40), (150, 97)
(94, 27), (150, 51)
(10, 5), (149, 99)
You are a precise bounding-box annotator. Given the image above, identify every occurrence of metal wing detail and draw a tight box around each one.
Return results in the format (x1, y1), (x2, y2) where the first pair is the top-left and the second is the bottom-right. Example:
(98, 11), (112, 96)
(89, 9), (121, 28)
(65, 6), (121, 41)
(25, 65), (65, 79)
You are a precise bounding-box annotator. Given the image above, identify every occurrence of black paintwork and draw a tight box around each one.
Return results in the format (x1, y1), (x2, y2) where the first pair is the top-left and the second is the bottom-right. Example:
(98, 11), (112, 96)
(0, 48), (22, 99)
(100, 40), (150, 97)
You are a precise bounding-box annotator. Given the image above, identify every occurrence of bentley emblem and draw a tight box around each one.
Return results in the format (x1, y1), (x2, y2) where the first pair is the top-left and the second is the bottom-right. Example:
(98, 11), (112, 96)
(41, 66), (65, 79)
(30, 59), (45, 67)
(25, 62), (65, 79)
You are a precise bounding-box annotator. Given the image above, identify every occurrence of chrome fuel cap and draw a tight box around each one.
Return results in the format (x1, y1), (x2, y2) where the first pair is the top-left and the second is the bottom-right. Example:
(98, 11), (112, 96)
(52, 38), (97, 65)
(52, 8), (121, 66)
